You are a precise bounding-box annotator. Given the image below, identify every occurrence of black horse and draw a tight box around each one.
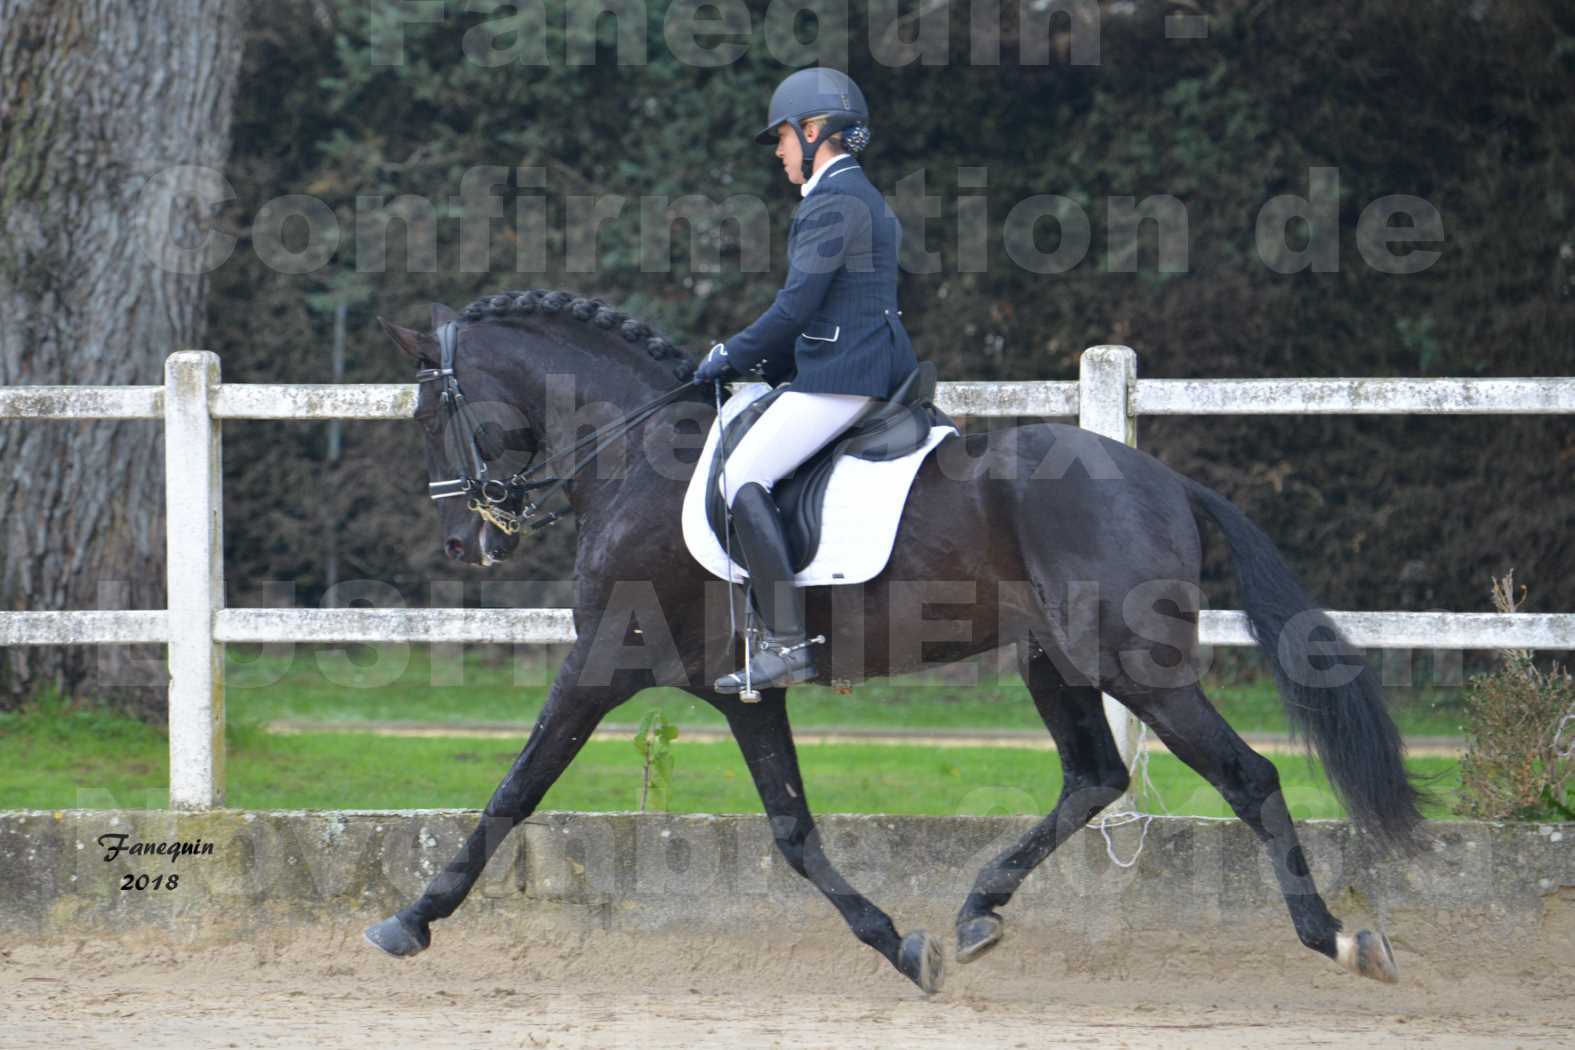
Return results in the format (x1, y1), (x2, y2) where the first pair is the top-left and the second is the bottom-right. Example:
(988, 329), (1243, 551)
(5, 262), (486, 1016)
(367, 289), (1424, 993)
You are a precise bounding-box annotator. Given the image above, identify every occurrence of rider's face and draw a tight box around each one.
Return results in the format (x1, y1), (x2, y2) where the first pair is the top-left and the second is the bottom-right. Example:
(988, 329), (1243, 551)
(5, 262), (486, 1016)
(775, 122), (820, 186)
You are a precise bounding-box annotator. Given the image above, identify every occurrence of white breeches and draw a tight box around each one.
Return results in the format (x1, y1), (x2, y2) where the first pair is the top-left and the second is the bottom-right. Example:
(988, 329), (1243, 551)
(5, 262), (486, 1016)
(718, 391), (873, 506)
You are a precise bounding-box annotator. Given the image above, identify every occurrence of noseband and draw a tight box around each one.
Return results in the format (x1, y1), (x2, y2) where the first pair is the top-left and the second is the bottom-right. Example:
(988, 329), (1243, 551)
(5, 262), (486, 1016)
(416, 321), (696, 537)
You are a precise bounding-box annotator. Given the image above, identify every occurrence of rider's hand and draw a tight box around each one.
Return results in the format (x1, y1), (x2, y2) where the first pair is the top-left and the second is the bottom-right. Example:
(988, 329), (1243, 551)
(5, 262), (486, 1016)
(692, 343), (736, 386)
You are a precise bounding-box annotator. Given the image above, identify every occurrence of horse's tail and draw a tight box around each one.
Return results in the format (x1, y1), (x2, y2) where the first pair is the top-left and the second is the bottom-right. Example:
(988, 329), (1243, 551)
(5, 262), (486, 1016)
(1181, 476), (1426, 854)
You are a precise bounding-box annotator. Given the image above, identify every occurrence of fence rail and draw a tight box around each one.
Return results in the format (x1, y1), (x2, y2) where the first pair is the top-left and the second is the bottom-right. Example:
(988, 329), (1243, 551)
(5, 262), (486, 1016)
(3, 347), (1573, 810)
(8, 607), (1574, 651)
(10, 376), (1575, 422)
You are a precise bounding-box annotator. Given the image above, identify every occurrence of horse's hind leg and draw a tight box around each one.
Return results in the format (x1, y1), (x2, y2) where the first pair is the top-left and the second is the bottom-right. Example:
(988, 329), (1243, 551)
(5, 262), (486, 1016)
(1118, 681), (1399, 983)
(699, 687), (946, 995)
(954, 642), (1131, 964)
(364, 644), (633, 957)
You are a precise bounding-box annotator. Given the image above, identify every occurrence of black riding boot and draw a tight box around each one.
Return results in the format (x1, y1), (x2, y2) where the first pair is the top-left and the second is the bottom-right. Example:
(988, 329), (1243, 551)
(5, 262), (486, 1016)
(714, 482), (820, 694)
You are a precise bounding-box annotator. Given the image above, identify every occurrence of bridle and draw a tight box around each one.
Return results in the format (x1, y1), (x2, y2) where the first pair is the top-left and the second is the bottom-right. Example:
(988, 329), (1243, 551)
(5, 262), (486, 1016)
(417, 321), (697, 538)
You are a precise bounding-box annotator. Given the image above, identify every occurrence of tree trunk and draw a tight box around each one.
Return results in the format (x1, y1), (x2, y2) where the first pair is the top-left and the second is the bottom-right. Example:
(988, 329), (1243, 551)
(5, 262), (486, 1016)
(0, 1), (247, 715)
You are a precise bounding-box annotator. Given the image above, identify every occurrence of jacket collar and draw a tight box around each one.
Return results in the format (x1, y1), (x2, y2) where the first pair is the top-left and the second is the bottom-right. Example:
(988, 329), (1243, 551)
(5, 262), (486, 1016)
(801, 155), (860, 197)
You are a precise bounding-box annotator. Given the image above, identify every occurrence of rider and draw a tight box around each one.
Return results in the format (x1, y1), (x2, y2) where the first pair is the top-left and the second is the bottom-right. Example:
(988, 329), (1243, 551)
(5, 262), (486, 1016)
(692, 67), (920, 694)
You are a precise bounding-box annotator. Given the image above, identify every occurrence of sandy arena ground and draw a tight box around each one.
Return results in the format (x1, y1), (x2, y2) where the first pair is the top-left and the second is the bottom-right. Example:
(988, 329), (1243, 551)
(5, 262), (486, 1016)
(3, 921), (1571, 1049)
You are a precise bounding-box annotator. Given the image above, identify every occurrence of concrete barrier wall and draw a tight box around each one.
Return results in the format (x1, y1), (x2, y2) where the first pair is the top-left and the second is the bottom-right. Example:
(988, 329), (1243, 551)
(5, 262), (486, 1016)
(3, 811), (1572, 961)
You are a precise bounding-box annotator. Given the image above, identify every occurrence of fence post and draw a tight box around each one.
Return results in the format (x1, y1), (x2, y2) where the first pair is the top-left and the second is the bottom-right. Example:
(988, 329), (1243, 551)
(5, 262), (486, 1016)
(1078, 346), (1141, 809)
(165, 351), (226, 809)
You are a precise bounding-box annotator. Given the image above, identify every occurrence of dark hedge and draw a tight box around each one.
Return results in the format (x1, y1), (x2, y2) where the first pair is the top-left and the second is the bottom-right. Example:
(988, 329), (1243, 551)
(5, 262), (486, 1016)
(209, 0), (1574, 648)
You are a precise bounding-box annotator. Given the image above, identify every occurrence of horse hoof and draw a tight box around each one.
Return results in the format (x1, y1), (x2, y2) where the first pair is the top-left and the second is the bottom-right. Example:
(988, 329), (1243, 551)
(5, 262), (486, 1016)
(898, 930), (945, 995)
(955, 913), (1004, 965)
(1336, 929), (1399, 984)
(364, 914), (431, 958)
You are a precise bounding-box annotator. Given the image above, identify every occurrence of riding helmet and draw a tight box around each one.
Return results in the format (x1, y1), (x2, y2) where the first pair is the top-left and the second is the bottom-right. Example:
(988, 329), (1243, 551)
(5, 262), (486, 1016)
(756, 67), (870, 179)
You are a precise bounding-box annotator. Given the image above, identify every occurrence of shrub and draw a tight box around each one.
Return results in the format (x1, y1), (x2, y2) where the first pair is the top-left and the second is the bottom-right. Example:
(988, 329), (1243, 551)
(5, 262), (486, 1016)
(1455, 572), (1575, 821)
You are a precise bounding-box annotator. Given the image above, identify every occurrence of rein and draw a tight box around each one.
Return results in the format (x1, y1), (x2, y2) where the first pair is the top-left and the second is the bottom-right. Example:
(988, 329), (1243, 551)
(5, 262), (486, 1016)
(419, 321), (698, 537)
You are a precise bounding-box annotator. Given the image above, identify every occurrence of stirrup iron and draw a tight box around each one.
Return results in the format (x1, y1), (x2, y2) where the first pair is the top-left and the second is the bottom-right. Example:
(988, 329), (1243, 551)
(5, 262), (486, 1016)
(721, 627), (825, 701)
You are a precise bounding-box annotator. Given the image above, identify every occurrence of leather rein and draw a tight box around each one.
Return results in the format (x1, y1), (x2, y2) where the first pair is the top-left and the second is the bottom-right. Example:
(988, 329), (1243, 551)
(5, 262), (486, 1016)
(418, 321), (697, 537)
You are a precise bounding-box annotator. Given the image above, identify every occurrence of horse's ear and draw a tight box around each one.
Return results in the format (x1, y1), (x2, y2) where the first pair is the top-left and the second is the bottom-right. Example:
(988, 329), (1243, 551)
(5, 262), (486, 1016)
(431, 303), (459, 329)
(379, 316), (435, 363)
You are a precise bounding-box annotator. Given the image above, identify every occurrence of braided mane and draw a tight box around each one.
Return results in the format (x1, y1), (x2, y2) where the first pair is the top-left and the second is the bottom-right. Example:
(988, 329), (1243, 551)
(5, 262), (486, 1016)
(459, 288), (697, 383)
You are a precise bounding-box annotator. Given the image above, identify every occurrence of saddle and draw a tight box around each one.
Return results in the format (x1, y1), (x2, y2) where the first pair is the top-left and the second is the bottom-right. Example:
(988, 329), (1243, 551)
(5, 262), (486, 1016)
(703, 362), (954, 572)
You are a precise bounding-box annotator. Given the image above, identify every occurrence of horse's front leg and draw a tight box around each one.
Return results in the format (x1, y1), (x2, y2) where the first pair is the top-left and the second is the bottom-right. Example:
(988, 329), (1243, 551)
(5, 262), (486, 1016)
(690, 686), (946, 994)
(365, 643), (638, 956)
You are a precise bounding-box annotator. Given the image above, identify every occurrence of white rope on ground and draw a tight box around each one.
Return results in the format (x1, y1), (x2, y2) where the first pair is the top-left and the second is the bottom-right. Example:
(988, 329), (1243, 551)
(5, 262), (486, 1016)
(1555, 711), (1575, 760)
(1089, 721), (1167, 869)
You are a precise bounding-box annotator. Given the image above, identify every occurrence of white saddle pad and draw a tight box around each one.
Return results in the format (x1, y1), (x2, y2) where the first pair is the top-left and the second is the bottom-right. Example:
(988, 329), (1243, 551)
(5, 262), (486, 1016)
(682, 382), (958, 586)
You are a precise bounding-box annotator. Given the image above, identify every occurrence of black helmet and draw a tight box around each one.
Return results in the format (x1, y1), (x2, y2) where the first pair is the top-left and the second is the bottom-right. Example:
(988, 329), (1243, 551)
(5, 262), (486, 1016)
(756, 67), (870, 180)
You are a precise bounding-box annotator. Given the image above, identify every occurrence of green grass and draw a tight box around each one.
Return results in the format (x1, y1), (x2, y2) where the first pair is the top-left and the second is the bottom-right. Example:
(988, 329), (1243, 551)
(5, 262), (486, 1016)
(0, 693), (1462, 819)
(224, 643), (1472, 738)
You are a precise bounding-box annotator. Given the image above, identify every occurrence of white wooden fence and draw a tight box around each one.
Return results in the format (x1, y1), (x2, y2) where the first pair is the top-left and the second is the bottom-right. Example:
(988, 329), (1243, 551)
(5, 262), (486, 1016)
(3, 347), (1574, 810)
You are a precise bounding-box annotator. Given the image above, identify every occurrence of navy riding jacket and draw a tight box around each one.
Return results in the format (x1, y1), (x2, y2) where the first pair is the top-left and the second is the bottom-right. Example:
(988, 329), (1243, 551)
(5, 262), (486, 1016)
(720, 156), (919, 398)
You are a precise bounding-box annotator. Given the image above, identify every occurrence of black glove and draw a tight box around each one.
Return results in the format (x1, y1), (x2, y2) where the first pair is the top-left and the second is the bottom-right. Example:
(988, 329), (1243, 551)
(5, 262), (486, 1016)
(691, 343), (736, 385)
